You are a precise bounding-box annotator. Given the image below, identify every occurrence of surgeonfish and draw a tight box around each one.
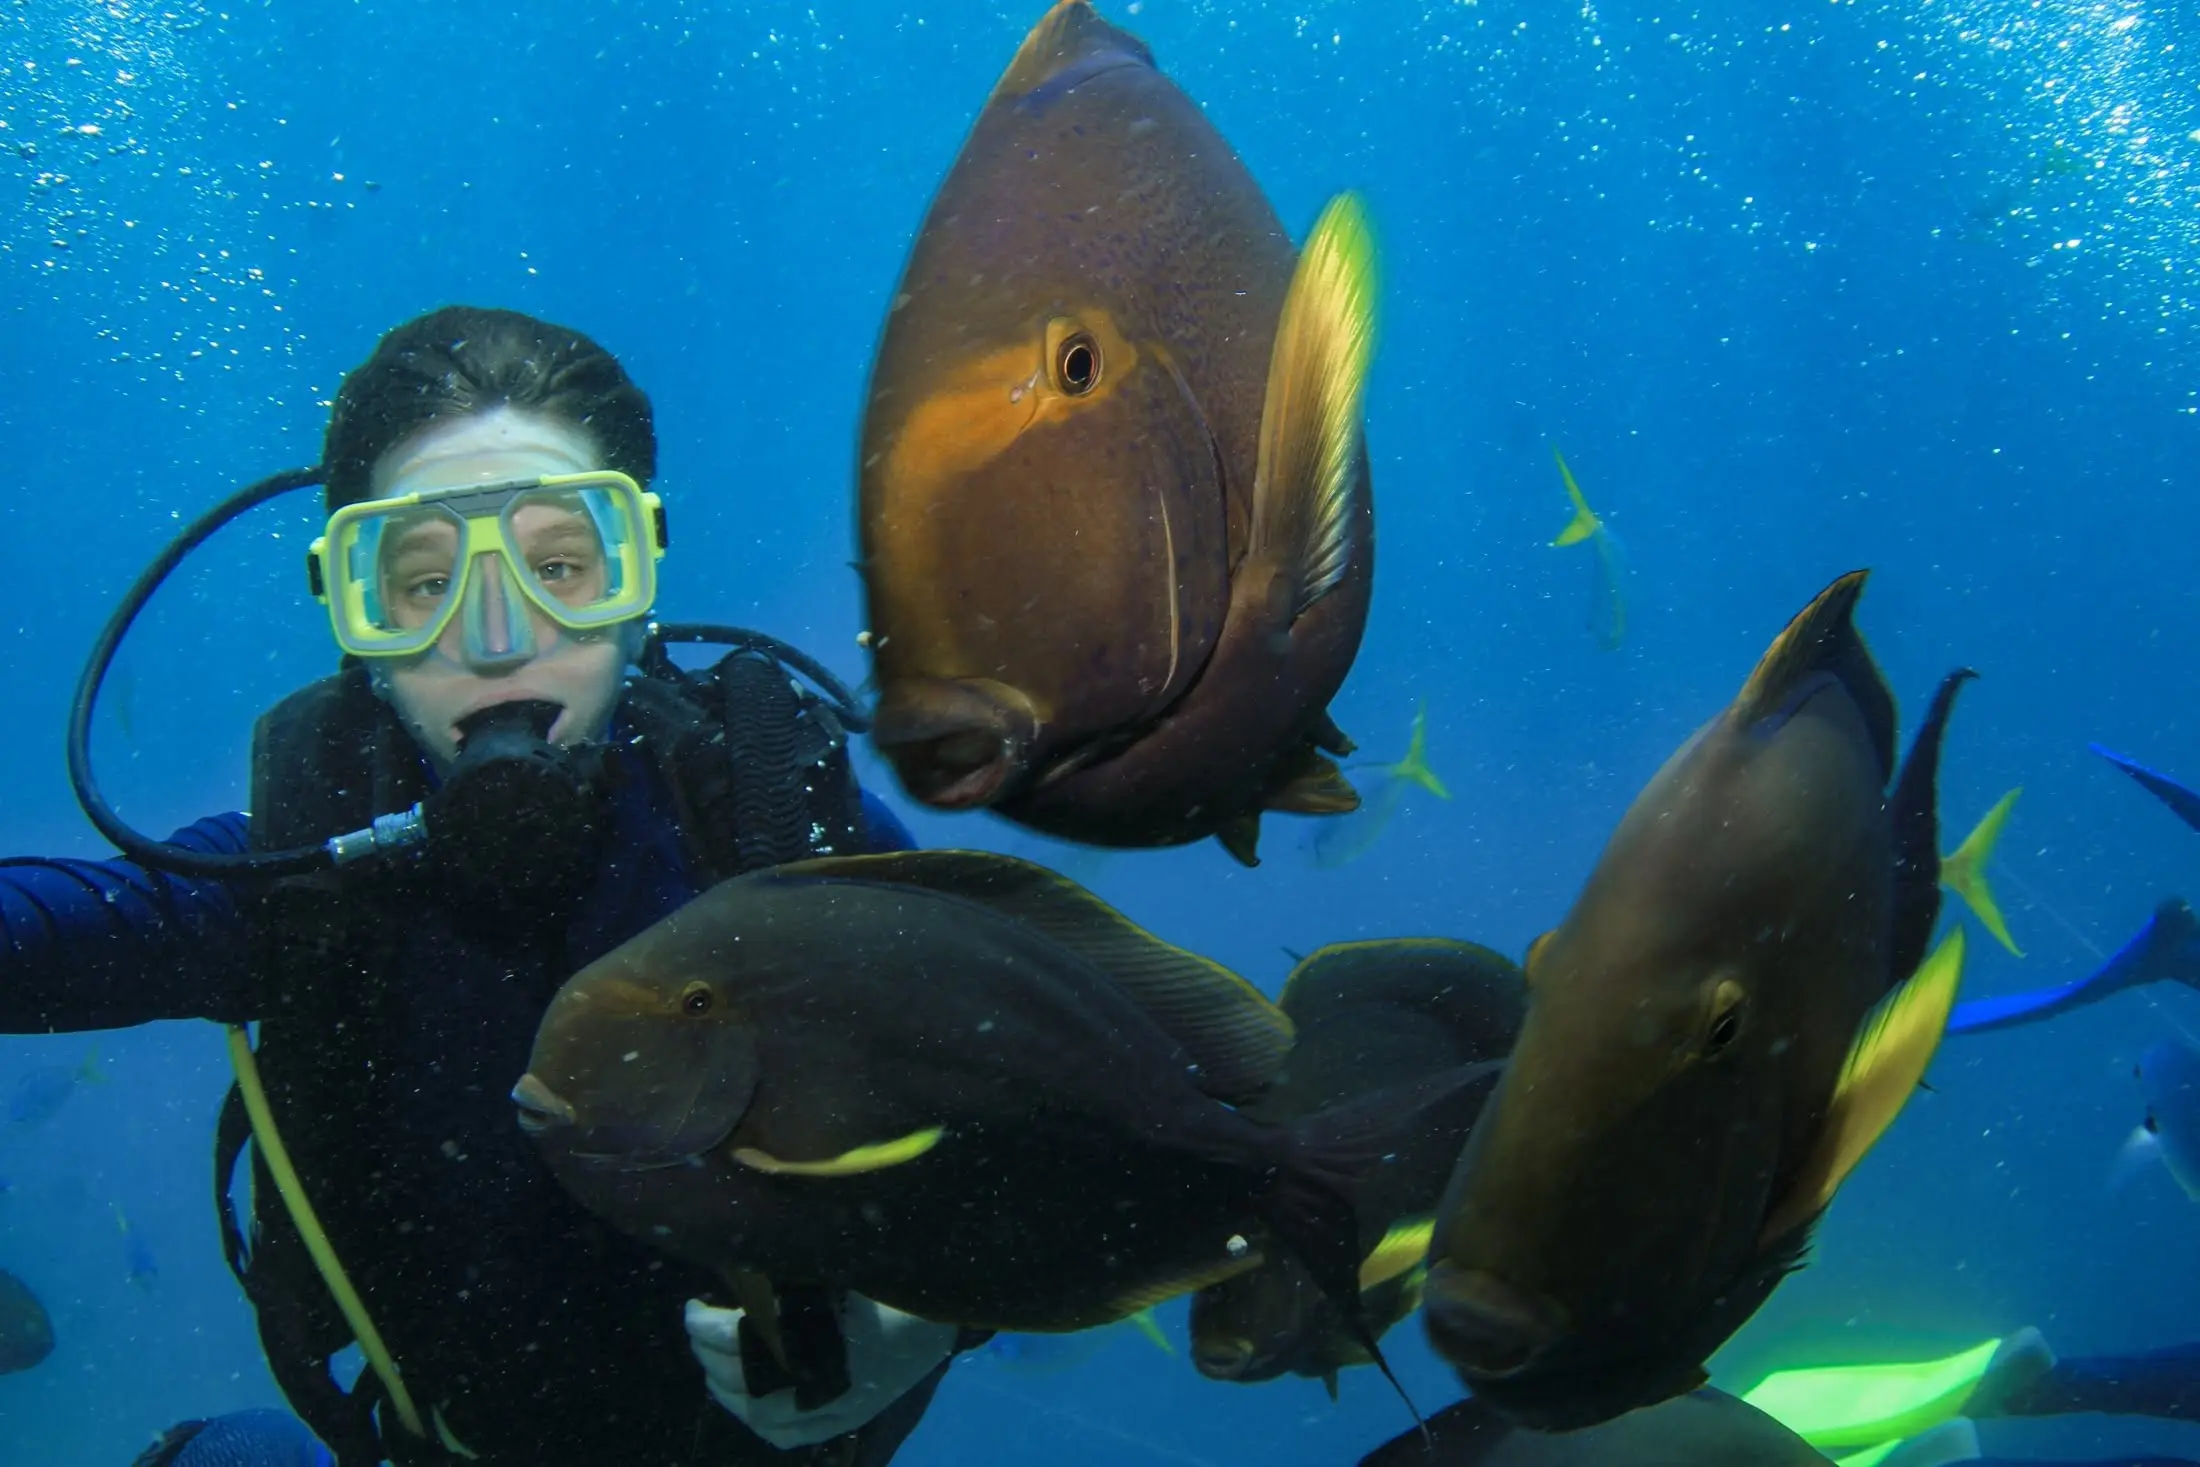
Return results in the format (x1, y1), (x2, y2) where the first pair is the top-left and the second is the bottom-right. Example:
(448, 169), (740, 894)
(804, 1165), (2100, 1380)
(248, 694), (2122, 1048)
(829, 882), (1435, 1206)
(1190, 938), (1519, 1395)
(859, 0), (1379, 866)
(2117, 1037), (2200, 1202)
(1424, 572), (1971, 1430)
(1357, 1389), (1832, 1466)
(517, 851), (1489, 1370)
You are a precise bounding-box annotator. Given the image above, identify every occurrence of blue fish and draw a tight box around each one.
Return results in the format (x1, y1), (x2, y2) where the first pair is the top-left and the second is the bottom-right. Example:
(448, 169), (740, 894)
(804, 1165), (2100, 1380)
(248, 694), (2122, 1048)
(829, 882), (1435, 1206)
(130, 1410), (333, 1467)
(2116, 1038), (2200, 1203)
(117, 1207), (159, 1291)
(7, 1044), (104, 1124)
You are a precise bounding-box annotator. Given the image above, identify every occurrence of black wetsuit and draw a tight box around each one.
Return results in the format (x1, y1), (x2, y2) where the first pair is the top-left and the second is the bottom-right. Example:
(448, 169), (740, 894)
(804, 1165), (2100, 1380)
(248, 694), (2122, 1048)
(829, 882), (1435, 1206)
(0, 715), (937, 1467)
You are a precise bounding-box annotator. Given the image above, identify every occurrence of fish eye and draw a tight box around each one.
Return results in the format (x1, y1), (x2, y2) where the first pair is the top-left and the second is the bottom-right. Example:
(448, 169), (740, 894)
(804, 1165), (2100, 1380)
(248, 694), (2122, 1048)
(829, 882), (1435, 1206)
(1055, 332), (1101, 395)
(1703, 978), (1747, 1058)
(679, 982), (714, 1017)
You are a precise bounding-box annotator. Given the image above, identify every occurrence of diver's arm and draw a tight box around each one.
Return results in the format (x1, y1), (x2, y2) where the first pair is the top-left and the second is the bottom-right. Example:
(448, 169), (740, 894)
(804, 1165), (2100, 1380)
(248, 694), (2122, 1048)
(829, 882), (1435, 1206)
(0, 812), (257, 1031)
(1947, 898), (2200, 1036)
(858, 788), (916, 853)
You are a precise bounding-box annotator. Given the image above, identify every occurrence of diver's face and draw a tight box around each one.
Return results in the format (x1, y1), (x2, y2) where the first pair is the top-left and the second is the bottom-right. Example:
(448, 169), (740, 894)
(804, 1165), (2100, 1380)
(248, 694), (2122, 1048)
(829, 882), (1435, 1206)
(367, 408), (635, 771)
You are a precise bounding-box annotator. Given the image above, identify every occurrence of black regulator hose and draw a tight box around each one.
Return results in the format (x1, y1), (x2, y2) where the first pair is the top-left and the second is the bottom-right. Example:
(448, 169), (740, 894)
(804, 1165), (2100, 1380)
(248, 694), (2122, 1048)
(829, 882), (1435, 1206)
(651, 622), (872, 734)
(66, 465), (336, 880)
(66, 473), (873, 881)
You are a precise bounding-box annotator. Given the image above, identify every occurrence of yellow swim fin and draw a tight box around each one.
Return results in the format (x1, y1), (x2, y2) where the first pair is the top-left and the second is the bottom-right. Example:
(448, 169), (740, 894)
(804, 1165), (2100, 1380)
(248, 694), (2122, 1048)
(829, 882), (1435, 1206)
(1549, 449), (1601, 547)
(1742, 1336), (2002, 1452)
(732, 1126), (944, 1177)
(1386, 703), (1450, 799)
(1943, 788), (2022, 957)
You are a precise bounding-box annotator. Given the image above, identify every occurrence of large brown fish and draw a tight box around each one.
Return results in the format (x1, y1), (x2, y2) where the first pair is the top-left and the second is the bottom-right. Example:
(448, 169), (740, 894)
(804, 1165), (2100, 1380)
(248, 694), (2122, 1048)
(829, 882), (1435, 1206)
(858, 0), (1378, 865)
(1190, 939), (1520, 1395)
(1357, 1390), (1832, 1467)
(1423, 571), (1972, 1430)
(514, 852), (1481, 1347)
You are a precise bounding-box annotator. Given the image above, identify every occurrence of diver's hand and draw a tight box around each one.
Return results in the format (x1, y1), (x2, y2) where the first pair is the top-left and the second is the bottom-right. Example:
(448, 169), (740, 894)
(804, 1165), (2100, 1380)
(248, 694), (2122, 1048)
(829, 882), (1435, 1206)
(685, 1294), (957, 1449)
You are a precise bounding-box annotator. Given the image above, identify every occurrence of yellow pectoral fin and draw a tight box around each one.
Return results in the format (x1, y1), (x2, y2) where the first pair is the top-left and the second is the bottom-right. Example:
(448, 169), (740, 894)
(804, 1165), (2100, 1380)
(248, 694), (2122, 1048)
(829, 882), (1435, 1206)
(732, 1126), (945, 1178)
(1249, 190), (1378, 621)
(1358, 1217), (1434, 1291)
(1942, 788), (2024, 957)
(1549, 448), (1601, 547)
(1762, 928), (1967, 1243)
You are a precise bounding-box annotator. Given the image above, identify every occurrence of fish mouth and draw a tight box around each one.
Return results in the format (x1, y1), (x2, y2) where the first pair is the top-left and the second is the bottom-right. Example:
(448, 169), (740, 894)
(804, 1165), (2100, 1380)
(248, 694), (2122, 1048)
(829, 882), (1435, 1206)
(873, 677), (1039, 810)
(1421, 1262), (1569, 1381)
(1192, 1336), (1267, 1381)
(511, 1073), (577, 1135)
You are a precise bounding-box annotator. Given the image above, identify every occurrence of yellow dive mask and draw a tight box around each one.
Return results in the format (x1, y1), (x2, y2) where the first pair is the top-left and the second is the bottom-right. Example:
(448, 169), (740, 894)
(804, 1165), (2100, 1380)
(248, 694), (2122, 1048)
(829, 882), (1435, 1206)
(308, 471), (666, 661)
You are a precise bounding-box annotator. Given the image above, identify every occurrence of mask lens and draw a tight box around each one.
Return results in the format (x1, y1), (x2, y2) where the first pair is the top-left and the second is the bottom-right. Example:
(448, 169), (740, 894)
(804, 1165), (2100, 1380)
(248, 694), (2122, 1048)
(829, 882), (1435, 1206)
(356, 505), (466, 640)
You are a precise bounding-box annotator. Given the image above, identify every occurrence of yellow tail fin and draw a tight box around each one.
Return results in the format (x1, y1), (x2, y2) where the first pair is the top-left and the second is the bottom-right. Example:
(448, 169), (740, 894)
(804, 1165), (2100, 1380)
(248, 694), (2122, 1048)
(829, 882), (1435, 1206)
(1549, 449), (1600, 547)
(1943, 788), (2022, 957)
(1388, 702), (1451, 799)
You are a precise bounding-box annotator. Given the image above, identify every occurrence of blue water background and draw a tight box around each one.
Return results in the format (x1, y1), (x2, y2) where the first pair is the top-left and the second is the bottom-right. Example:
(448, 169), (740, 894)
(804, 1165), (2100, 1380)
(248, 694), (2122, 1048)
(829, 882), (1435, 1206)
(5, 0), (2200, 1460)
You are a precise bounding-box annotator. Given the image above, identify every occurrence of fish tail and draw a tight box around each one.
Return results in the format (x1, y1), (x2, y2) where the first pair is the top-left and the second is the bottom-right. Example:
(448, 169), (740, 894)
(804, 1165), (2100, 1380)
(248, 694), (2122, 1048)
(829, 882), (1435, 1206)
(1388, 703), (1450, 800)
(1942, 788), (2023, 957)
(77, 1045), (106, 1085)
(1258, 1062), (1503, 1311)
(1548, 449), (1599, 547)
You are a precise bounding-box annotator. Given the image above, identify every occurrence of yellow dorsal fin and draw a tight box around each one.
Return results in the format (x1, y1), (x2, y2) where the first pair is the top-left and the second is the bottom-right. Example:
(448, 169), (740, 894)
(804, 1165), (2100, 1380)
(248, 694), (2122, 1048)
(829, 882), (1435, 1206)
(1127, 1305), (1176, 1355)
(1942, 788), (2023, 957)
(1388, 702), (1450, 799)
(1249, 191), (1378, 620)
(732, 1126), (944, 1178)
(1762, 928), (1967, 1243)
(1549, 449), (1601, 547)
(1357, 1216), (1434, 1291)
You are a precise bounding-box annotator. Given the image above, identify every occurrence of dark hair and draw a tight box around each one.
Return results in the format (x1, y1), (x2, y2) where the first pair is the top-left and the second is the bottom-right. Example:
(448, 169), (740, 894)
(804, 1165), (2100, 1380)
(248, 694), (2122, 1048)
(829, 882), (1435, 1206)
(320, 305), (657, 513)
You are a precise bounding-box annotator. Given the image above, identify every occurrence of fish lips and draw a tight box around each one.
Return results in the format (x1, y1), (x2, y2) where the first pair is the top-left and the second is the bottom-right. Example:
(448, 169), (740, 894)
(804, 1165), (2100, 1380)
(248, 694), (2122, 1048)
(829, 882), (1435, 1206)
(513, 1025), (759, 1172)
(1424, 1244), (1795, 1431)
(873, 676), (1040, 809)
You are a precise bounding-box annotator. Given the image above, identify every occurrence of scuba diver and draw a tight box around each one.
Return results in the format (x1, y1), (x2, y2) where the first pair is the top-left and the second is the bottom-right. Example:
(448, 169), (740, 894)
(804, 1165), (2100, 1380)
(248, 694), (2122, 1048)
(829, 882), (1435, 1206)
(0, 306), (969, 1467)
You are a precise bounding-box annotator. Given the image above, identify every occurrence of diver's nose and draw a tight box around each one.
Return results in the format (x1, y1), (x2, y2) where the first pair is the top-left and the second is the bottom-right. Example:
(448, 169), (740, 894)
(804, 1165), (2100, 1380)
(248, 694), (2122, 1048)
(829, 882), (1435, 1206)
(1193, 1337), (1258, 1381)
(512, 1073), (577, 1134)
(1422, 1262), (1566, 1378)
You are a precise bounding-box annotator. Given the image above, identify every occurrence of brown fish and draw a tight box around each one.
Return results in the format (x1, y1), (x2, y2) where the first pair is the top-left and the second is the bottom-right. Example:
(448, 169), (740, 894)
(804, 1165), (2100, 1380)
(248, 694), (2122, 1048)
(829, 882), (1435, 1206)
(1423, 571), (1972, 1430)
(1190, 939), (1520, 1395)
(514, 851), (1485, 1348)
(1357, 1389), (1832, 1467)
(858, 0), (1378, 865)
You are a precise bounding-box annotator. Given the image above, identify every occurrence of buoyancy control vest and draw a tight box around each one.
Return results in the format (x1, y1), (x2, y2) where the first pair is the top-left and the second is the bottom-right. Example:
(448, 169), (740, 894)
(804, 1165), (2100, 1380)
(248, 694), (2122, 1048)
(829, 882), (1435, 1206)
(211, 637), (870, 1465)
